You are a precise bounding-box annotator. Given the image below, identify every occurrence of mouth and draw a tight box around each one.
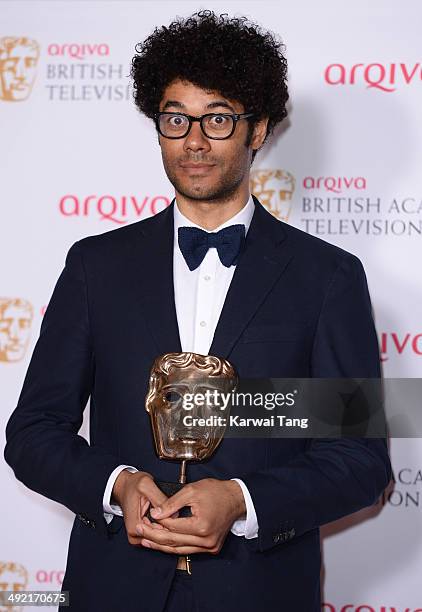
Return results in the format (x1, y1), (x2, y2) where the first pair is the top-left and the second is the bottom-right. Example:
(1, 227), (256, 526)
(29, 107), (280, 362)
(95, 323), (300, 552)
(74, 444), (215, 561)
(7, 344), (20, 351)
(174, 430), (209, 443)
(179, 162), (216, 175)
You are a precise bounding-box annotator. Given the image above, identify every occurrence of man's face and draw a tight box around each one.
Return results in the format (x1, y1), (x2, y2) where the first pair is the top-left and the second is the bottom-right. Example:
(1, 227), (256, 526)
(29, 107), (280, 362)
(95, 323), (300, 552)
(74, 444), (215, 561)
(157, 79), (254, 202)
(0, 303), (33, 362)
(0, 40), (39, 101)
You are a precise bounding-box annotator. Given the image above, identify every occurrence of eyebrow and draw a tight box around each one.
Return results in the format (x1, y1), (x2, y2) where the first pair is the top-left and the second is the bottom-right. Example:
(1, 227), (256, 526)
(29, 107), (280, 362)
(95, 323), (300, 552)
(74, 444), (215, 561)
(161, 99), (236, 113)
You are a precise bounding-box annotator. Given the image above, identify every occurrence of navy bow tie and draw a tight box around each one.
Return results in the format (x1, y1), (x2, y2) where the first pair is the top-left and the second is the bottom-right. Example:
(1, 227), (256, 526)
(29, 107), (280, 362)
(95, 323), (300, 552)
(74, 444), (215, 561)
(178, 224), (246, 271)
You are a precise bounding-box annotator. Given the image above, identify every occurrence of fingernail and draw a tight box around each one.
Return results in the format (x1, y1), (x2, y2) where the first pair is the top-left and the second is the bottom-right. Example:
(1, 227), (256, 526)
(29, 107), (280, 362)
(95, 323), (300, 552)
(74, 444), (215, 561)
(142, 540), (151, 548)
(151, 507), (161, 518)
(136, 525), (143, 535)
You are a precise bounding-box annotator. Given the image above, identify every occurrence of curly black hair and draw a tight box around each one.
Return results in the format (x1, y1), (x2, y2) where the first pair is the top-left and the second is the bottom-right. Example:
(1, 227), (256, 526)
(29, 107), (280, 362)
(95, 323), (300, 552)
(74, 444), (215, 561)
(131, 10), (288, 155)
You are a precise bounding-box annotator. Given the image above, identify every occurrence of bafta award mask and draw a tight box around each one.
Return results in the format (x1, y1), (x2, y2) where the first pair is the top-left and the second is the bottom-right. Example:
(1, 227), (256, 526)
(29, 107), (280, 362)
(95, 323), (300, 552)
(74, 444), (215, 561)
(145, 352), (238, 463)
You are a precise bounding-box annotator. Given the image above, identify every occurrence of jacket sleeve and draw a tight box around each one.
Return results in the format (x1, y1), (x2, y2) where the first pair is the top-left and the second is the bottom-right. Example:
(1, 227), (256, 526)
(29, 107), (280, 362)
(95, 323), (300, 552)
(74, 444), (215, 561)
(4, 241), (124, 537)
(242, 253), (392, 553)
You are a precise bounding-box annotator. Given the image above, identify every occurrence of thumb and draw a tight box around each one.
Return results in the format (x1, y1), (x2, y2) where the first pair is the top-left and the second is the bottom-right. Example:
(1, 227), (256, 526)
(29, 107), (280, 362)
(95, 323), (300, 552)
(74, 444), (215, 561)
(144, 480), (168, 509)
(150, 488), (190, 520)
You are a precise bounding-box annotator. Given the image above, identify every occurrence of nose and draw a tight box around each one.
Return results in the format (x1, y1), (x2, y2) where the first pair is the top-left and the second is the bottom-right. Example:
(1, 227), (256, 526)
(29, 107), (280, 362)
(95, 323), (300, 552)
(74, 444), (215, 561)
(183, 121), (211, 154)
(15, 58), (26, 80)
(9, 320), (20, 339)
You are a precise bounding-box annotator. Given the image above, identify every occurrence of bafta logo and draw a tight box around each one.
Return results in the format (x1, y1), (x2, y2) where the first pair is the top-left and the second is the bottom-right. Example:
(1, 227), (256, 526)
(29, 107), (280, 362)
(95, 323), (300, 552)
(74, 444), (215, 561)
(0, 562), (28, 612)
(250, 168), (296, 222)
(0, 37), (40, 101)
(0, 298), (33, 363)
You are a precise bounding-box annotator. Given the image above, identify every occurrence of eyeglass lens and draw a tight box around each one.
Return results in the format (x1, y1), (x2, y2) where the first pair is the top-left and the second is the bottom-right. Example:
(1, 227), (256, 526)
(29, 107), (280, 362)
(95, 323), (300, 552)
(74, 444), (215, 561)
(158, 113), (234, 138)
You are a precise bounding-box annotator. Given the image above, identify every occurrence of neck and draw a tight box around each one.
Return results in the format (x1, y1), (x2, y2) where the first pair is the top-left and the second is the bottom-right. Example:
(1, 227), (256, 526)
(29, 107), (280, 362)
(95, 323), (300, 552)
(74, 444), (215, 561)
(175, 181), (250, 230)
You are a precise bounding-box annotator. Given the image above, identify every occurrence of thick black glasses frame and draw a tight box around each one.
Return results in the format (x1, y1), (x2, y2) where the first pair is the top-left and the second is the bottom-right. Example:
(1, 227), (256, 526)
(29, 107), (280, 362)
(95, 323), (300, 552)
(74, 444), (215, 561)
(154, 112), (255, 140)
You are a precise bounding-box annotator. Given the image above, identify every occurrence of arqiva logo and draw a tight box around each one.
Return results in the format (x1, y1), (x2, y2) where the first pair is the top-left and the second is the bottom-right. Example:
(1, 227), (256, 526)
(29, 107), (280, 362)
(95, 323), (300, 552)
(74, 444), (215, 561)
(323, 605), (422, 612)
(380, 332), (422, 362)
(303, 176), (366, 193)
(324, 62), (422, 92)
(58, 194), (171, 224)
(35, 569), (64, 586)
(47, 42), (109, 60)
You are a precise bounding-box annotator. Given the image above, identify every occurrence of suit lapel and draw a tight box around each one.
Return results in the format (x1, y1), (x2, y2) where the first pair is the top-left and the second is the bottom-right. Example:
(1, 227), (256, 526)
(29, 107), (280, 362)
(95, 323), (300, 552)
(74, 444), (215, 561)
(135, 200), (182, 356)
(209, 196), (294, 358)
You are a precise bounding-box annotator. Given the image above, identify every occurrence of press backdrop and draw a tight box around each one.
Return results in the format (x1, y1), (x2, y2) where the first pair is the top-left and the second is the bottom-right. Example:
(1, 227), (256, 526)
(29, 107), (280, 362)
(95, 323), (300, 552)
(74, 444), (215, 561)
(1, 1), (421, 610)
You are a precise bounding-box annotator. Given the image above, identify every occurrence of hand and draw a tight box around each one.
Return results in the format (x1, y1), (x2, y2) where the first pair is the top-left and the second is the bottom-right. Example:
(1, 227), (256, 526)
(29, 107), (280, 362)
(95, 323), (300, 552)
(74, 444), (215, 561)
(135, 478), (246, 555)
(111, 470), (168, 546)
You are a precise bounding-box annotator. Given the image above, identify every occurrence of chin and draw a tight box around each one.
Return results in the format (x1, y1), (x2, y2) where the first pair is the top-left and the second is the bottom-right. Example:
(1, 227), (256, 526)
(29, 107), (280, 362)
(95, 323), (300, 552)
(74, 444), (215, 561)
(178, 184), (226, 202)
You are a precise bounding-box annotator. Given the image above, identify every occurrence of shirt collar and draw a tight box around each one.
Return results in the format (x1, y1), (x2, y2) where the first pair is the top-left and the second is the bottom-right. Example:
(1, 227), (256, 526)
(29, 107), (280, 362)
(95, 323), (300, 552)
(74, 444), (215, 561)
(173, 194), (255, 237)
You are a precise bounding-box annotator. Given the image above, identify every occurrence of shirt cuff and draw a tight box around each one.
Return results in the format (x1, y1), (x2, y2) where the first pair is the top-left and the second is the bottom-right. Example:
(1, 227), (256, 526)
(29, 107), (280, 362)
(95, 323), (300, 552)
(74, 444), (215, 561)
(103, 464), (138, 524)
(230, 478), (259, 539)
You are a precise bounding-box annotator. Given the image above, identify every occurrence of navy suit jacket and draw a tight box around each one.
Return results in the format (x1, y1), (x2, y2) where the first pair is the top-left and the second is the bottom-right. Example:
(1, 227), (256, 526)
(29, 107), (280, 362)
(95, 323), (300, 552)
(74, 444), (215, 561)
(4, 197), (391, 612)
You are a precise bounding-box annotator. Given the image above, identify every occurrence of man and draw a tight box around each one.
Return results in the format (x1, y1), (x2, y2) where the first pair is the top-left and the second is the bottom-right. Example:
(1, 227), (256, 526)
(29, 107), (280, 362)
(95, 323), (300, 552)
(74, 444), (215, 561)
(4, 11), (391, 612)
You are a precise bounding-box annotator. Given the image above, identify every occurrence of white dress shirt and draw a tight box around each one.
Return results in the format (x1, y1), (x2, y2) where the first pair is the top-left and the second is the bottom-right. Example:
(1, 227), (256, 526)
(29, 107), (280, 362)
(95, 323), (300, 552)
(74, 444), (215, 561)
(103, 194), (259, 539)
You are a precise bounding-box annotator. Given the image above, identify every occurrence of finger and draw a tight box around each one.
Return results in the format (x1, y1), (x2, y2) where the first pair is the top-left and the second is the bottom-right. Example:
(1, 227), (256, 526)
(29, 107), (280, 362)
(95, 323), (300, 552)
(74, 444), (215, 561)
(136, 523), (208, 548)
(139, 540), (213, 555)
(150, 487), (192, 520)
(124, 498), (144, 545)
(127, 491), (145, 527)
(140, 497), (150, 519)
(142, 479), (169, 509)
(141, 516), (166, 530)
(157, 516), (202, 535)
(125, 493), (157, 544)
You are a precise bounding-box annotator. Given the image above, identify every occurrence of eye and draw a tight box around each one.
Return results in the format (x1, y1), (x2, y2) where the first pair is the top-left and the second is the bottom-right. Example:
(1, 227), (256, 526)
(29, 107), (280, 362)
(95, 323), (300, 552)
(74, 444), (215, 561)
(209, 114), (229, 125)
(165, 391), (182, 404)
(4, 59), (17, 70)
(168, 115), (187, 126)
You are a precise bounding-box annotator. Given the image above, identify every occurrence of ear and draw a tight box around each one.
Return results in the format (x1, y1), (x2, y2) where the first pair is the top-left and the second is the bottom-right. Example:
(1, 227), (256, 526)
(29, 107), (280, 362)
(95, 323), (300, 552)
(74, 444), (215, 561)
(250, 116), (269, 151)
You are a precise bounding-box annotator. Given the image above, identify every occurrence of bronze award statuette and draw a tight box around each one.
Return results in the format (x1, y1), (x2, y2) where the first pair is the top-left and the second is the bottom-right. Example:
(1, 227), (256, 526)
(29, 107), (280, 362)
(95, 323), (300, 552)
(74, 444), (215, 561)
(145, 351), (238, 512)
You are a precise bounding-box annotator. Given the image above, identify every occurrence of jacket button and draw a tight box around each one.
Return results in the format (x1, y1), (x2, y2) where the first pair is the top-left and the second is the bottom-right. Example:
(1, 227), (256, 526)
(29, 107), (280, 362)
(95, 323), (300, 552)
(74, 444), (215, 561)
(77, 514), (95, 528)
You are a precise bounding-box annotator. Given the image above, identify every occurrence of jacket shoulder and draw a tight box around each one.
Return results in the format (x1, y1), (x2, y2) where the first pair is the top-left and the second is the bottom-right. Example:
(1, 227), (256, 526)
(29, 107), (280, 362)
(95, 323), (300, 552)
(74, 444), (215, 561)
(68, 207), (168, 256)
(255, 198), (362, 271)
(275, 217), (364, 278)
